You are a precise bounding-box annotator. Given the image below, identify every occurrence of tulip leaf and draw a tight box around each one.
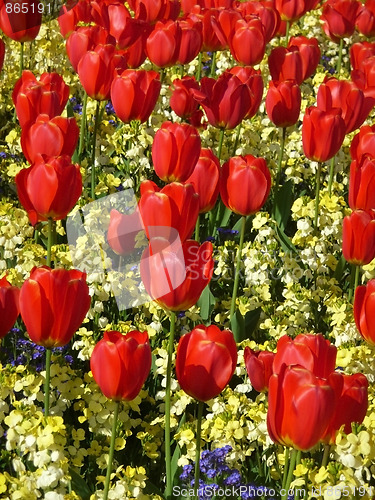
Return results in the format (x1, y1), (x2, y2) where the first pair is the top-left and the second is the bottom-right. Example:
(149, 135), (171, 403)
(69, 467), (93, 500)
(197, 285), (216, 323)
(333, 253), (346, 282)
(273, 179), (294, 231)
(245, 307), (262, 339)
(274, 224), (297, 254)
(231, 307), (262, 343)
(230, 310), (245, 343)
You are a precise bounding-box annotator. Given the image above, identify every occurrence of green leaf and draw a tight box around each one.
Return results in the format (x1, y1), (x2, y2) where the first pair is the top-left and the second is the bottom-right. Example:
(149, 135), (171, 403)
(230, 310), (244, 343)
(273, 179), (294, 231)
(244, 307), (262, 339)
(69, 467), (93, 500)
(274, 224), (297, 254)
(333, 253), (346, 282)
(197, 285), (216, 323)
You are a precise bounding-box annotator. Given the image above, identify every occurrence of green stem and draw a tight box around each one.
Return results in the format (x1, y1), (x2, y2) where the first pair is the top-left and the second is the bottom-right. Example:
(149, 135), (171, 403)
(314, 162), (322, 230)
(232, 124), (242, 156)
(282, 448), (297, 500)
(285, 21), (290, 46)
(193, 401), (204, 500)
(78, 92), (88, 160)
(20, 42), (24, 76)
(91, 100), (101, 200)
(273, 127), (287, 203)
(321, 444), (331, 468)
(282, 448), (289, 489)
(195, 214), (200, 242)
(336, 38), (343, 75)
(196, 52), (202, 81)
(230, 215), (246, 326)
(209, 51), (216, 77)
(328, 156), (335, 196)
(349, 265), (360, 303)
(217, 128), (225, 161)
(295, 451), (302, 500)
(165, 311), (177, 500)
(47, 218), (53, 268)
(44, 348), (51, 417)
(103, 401), (120, 500)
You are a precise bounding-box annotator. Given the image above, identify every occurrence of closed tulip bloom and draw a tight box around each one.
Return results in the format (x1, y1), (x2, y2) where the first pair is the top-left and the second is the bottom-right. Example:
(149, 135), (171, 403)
(273, 333), (337, 379)
(244, 347), (275, 392)
(193, 73), (251, 130)
(111, 69), (161, 124)
(267, 364), (337, 451)
(317, 77), (373, 134)
(20, 115), (79, 164)
(0, 276), (20, 339)
(237, 1), (281, 44)
(210, 8), (242, 49)
(321, 0), (360, 42)
(185, 148), (220, 213)
(349, 157), (375, 210)
(274, 0), (312, 21)
(90, 330), (151, 401)
(146, 20), (180, 67)
(12, 71), (70, 128)
(176, 325), (237, 401)
(354, 279), (375, 345)
(66, 26), (115, 72)
(350, 41), (375, 70)
(351, 56), (375, 100)
(322, 372), (368, 444)
(302, 106), (346, 162)
(152, 122), (201, 183)
(140, 239), (214, 311)
(132, 0), (180, 23)
(16, 155), (82, 226)
(170, 76), (200, 120)
(177, 17), (203, 65)
(268, 47), (304, 85)
(58, 0), (93, 38)
(350, 124), (375, 161)
(227, 66), (264, 120)
(77, 44), (116, 100)
(356, 0), (375, 36)
(139, 181), (199, 242)
(288, 36), (321, 81)
(19, 267), (91, 348)
(266, 80), (301, 128)
(189, 7), (226, 52)
(107, 209), (143, 256)
(342, 209), (375, 265)
(0, 0), (41, 42)
(220, 155), (271, 216)
(228, 17), (266, 67)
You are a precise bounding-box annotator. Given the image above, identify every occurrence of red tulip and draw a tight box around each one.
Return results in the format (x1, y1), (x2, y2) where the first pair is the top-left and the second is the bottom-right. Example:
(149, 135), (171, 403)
(188, 6), (226, 52)
(317, 77), (373, 134)
(267, 364), (337, 451)
(152, 121), (201, 183)
(66, 26), (115, 72)
(244, 347), (275, 392)
(354, 279), (375, 345)
(146, 20), (180, 67)
(273, 333), (337, 379)
(210, 8), (242, 50)
(237, 0), (280, 43)
(19, 266), (91, 348)
(322, 372), (368, 444)
(356, 0), (375, 36)
(349, 157), (375, 210)
(121, 27), (150, 68)
(350, 41), (375, 70)
(0, 38), (5, 72)
(139, 181), (199, 242)
(220, 155), (271, 216)
(227, 66), (264, 120)
(192, 73), (251, 130)
(12, 71), (70, 128)
(350, 124), (375, 161)
(177, 17), (203, 65)
(15, 155), (82, 226)
(170, 76), (200, 120)
(20, 115), (79, 164)
(268, 46), (303, 84)
(185, 148), (220, 213)
(90, 0), (135, 47)
(0, 0), (41, 42)
(302, 106), (346, 162)
(111, 69), (161, 124)
(107, 209), (143, 256)
(132, 0), (180, 23)
(0, 276), (20, 339)
(342, 209), (375, 265)
(176, 325), (237, 401)
(265, 80), (301, 128)
(140, 239), (214, 311)
(320, 0), (360, 42)
(90, 330), (151, 401)
(274, 0), (313, 21)
(288, 36), (321, 81)
(58, 0), (93, 38)
(77, 44), (116, 100)
(228, 17), (266, 67)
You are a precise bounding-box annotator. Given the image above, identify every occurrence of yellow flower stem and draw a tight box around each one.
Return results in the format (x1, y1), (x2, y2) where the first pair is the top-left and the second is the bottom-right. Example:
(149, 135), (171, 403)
(193, 401), (204, 500)
(44, 348), (51, 417)
(103, 400), (120, 500)
(230, 215), (246, 323)
(165, 311), (176, 500)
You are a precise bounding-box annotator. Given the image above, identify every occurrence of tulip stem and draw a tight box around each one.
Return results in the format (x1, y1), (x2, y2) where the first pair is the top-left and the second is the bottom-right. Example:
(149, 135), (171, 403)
(282, 448), (297, 500)
(273, 127), (287, 206)
(47, 218), (53, 268)
(314, 162), (322, 229)
(78, 92), (88, 160)
(232, 124), (242, 156)
(195, 214), (200, 242)
(321, 444), (331, 468)
(165, 311), (177, 500)
(349, 264), (360, 303)
(193, 401), (204, 500)
(44, 348), (51, 417)
(209, 51), (216, 77)
(19, 42), (24, 76)
(91, 100), (101, 200)
(230, 215), (246, 331)
(282, 447), (289, 489)
(217, 128), (225, 161)
(285, 21), (290, 46)
(196, 52), (202, 81)
(103, 400), (120, 500)
(336, 38), (343, 75)
(328, 156), (336, 196)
